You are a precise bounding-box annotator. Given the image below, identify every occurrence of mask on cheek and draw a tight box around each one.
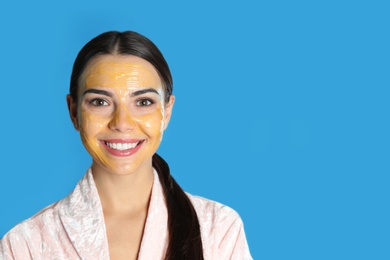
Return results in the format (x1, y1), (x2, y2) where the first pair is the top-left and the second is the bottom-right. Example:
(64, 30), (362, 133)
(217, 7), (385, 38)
(79, 111), (112, 169)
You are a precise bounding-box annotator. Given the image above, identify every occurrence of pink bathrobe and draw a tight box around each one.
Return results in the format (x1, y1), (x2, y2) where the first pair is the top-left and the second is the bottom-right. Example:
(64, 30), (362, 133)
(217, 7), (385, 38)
(0, 169), (252, 259)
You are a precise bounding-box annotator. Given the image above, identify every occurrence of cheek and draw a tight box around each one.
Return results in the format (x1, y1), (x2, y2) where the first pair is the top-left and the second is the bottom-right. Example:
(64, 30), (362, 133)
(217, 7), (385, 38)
(79, 111), (106, 137)
(80, 112), (104, 154)
(79, 111), (109, 161)
(136, 109), (164, 139)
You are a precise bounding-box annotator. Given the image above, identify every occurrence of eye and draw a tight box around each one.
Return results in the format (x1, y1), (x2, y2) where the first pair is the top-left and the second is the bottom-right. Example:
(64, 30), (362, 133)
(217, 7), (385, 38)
(89, 98), (109, 106)
(136, 99), (154, 107)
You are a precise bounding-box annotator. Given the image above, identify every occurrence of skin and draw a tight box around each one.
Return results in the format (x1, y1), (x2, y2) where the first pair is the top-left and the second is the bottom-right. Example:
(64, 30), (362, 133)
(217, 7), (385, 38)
(67, 54), (175, 260)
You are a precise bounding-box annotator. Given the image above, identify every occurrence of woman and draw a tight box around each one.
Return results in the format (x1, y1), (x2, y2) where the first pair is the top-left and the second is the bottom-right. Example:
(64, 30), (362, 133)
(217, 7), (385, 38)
(0, 31), (252, 260)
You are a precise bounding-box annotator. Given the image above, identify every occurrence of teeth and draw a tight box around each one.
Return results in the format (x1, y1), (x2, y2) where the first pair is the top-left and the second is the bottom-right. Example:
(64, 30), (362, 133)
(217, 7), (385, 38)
(105, 141), (139, 151)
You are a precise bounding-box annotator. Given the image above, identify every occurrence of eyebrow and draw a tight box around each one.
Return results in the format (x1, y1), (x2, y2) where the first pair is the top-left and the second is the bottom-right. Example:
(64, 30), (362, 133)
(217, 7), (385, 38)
(83, 89), (112, 97)
(82, 88), (160, 97)
(130, 88), (160, 97)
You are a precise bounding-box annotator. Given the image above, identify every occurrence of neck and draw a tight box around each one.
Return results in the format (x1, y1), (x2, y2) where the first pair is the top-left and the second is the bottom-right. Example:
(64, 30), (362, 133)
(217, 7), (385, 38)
(92, 163), (154, 216)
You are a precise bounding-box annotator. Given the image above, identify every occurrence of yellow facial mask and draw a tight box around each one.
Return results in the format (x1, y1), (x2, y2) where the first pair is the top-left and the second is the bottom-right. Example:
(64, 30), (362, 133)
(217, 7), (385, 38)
(75, 55), (172, 176)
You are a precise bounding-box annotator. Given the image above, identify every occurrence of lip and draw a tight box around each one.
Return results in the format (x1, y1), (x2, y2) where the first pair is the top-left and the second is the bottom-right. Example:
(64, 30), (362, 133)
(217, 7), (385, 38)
(100, 139), (144, 157)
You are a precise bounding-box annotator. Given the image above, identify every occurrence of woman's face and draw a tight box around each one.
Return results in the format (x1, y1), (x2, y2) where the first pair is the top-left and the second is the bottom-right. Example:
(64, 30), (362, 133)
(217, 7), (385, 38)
(67, 55), (174, 175)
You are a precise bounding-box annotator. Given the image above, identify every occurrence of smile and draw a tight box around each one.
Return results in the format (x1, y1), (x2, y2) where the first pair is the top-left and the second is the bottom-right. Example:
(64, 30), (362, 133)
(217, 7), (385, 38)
(104, 141), (139, 151)
(101, 139), (144, 157)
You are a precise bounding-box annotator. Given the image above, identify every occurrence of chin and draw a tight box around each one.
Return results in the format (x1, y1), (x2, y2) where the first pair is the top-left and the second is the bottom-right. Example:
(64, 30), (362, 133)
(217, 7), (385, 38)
(96, 158), (153, 176)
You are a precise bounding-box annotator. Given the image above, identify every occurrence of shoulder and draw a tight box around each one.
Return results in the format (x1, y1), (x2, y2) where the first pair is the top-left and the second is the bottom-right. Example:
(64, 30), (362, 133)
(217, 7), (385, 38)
(4, 201), (60, 237)
(187, 193), (241, 225)
(187, 193), (253, 260)
(1, 202), (61, 258)
(187, 193), (243, 239)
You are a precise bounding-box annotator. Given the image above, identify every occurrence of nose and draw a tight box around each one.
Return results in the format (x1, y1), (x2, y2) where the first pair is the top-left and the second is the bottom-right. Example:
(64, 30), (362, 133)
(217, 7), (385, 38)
(108, 105), (136, 132)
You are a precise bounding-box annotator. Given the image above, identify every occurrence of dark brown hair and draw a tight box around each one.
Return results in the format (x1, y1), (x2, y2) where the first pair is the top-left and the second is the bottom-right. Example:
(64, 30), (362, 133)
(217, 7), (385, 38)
(69, 31), (204, 260)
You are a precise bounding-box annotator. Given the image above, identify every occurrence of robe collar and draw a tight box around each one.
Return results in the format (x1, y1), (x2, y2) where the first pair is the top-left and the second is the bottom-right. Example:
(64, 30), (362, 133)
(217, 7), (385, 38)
(58, 168), (168, 259)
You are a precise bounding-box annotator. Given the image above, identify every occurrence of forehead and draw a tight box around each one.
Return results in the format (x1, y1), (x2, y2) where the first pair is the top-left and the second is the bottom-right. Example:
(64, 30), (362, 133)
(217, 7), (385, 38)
(80, 54), (162, 89)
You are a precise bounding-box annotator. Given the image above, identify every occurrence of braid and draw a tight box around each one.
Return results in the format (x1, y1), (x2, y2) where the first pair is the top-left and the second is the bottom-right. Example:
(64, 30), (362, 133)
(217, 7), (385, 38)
(152, 153), (204, 260)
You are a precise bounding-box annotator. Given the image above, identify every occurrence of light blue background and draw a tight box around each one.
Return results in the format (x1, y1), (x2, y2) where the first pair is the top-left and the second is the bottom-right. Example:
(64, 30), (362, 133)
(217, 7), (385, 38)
(1, 1), (389, 259)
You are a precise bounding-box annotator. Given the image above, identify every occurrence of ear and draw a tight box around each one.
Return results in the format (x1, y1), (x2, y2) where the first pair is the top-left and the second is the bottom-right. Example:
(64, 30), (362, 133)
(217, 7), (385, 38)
(66, 94), (79, 131)
(163, 95), (175, 130)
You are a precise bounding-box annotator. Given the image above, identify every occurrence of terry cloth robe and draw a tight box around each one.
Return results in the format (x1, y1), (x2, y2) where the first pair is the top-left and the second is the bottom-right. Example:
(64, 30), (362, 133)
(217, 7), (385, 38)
(1, 169), (252, 259)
